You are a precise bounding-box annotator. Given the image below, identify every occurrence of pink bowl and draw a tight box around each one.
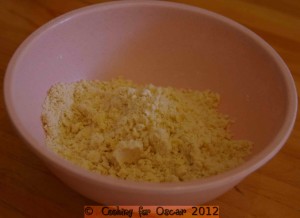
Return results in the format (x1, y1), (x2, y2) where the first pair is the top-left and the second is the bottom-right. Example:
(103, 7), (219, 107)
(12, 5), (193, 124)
(4, 1), (297, 204)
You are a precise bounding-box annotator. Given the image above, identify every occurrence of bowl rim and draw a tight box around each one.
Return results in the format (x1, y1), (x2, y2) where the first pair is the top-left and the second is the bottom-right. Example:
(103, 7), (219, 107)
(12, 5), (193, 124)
(4, 0), (298, 193)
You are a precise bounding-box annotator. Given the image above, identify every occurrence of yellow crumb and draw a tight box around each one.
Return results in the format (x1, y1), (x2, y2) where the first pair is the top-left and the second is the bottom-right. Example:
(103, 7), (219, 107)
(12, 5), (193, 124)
(41, 78), (252, 182)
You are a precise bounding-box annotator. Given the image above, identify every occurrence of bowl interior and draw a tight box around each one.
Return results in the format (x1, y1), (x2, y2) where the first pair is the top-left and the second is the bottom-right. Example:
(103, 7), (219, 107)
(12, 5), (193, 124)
(5, 2), (294, 168)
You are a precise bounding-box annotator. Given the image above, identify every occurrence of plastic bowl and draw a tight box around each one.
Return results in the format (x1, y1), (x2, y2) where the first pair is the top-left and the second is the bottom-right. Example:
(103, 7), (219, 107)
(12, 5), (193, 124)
(4, 1), (297, 204)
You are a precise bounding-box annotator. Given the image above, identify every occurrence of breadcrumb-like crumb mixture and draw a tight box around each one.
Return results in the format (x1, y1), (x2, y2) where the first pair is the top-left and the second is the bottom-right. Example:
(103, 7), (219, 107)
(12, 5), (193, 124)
(41, 78), (252, 182)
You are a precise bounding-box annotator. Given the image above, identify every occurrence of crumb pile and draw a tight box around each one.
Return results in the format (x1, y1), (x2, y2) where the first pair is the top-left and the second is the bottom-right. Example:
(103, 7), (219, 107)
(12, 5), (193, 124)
(42, 78), (252, 182)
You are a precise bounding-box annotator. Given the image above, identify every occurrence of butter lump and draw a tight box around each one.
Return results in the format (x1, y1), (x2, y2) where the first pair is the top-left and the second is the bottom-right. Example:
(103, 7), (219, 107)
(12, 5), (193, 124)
(113, 140), (143, 164)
